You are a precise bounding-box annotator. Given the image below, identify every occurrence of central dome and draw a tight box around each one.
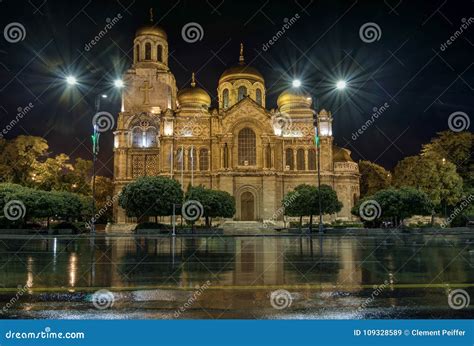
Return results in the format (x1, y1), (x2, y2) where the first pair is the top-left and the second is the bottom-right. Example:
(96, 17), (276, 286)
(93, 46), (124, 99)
(178, 73), (211, 108)
(219, 44), (264, 84)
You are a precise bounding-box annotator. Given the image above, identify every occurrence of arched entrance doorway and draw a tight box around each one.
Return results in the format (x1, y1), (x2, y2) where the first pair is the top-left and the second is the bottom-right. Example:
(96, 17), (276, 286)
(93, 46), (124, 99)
(240, 191), (255, 221)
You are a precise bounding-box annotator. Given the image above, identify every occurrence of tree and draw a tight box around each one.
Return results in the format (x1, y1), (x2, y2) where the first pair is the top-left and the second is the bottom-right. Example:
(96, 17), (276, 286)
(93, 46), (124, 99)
(283, 184), (342, 231)
(352, 187), (433, 226)
(422, 131), (473, 188)
(0, 136), (48, 185)
(185, 186), (235, 227)
(358, 160), (391, 198)
(392, 154), (463, 210)
(118, 176), (183, 221)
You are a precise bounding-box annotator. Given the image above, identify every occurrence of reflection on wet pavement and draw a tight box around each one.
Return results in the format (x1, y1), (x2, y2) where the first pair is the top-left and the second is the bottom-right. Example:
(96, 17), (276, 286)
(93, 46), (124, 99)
(0, 233), (472, 319)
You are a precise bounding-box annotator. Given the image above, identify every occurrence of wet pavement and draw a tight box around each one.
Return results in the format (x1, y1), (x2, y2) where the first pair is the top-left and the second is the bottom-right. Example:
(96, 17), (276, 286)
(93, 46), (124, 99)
(0, 232), (472, 319)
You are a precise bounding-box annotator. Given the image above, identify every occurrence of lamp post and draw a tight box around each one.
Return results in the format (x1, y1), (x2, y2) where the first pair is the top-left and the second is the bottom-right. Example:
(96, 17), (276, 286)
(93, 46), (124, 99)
(65, 76), (124, 234)
(292, 79), (346, 235)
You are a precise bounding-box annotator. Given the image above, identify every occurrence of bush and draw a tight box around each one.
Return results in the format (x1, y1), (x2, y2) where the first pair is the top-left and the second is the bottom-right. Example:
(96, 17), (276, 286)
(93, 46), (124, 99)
(135, 222), (169, 230)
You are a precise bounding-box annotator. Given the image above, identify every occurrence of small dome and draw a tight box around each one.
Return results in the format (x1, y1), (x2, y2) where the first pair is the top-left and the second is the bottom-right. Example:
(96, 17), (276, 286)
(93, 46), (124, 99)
(333, 146), (354, 162)
(178, 73), (211, 108)
(219, 44), (264, 84)
(277, 88), (312, 108)
(135, 25), (167, 39)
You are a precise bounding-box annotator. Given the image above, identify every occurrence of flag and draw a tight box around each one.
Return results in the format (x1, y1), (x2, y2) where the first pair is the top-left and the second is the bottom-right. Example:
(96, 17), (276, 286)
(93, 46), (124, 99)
(314, 126), (320, 147)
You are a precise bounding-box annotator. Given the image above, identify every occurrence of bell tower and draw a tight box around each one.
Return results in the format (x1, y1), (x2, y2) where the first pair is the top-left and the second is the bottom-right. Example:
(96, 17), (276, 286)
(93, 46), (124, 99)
(122, 8), (177, 113)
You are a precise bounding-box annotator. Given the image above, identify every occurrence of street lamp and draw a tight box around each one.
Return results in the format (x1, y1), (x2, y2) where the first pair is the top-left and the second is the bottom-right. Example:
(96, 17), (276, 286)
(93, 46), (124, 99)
(114, 79), (124, 88)
(292, 79), (346, 235)
(66, 75), (77, 86)
(65, 76), (124, 235)
(292, 79), (302, 88)
(336, 80), (347, 90)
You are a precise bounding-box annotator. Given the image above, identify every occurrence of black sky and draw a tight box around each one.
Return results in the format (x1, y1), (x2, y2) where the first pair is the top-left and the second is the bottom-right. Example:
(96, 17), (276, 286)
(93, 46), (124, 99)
(0, 0), (473, 176)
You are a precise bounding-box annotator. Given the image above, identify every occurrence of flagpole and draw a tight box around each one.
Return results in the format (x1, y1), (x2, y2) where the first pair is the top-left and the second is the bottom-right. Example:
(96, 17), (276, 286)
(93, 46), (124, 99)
(191, 144), (194, 187)
(314, 109), (323, 235)
(170, 145), (174, 178)
(180, 144), (184, 188)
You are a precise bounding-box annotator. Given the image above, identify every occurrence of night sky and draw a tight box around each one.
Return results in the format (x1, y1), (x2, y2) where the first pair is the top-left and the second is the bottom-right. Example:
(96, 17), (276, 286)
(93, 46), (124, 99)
(0, 0), (472, 176)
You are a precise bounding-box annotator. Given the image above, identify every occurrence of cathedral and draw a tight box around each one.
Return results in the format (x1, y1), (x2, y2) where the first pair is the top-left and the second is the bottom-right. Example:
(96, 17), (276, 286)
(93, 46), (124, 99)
(112, 21), (360, 225)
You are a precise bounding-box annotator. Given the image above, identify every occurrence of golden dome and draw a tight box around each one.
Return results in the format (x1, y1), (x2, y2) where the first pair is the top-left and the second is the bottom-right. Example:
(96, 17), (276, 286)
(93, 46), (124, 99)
(219, 44), (264, 84)
(277, 88), (312, 108)
(178, 73), (211, 108)
(135, 25), (167, 39)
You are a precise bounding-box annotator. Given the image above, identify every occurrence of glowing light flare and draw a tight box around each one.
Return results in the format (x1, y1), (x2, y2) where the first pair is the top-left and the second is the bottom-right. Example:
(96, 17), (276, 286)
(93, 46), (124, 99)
(336, 80), (347, 90)
(114, 79), (124, 88)
(66, 76), (77, 86)
(292, 79), (302, 88)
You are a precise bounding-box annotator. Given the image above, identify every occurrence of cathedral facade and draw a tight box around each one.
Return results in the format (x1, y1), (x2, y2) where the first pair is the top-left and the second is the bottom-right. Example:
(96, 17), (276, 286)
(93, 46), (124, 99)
(112, 23), (360, 224)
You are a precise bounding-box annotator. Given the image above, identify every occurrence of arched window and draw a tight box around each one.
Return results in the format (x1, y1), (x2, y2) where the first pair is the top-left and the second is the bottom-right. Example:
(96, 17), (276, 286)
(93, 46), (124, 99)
(188, 147), (196, 171)
(135, 45), (140, 61)
(132, 127), (142, 148)
(199, 148), (209, 171)
(145, 42), (152, 60)
(238, 86), (247, 101)
(175, 148), (184, 170)
(131, 126), (157, 148)
(256, 88), (262, 105)
(265, 144), (271, 168)
(308, 149), (316, 170)
(238, 128), (256, 165)
(157, 45), (163, 62)
(297, 149), (305, 170)
(285, 148), (294, 170)
(144, 127), (157, 147)
(223, 143), (229, 168)
(222, 88), (229, 108)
